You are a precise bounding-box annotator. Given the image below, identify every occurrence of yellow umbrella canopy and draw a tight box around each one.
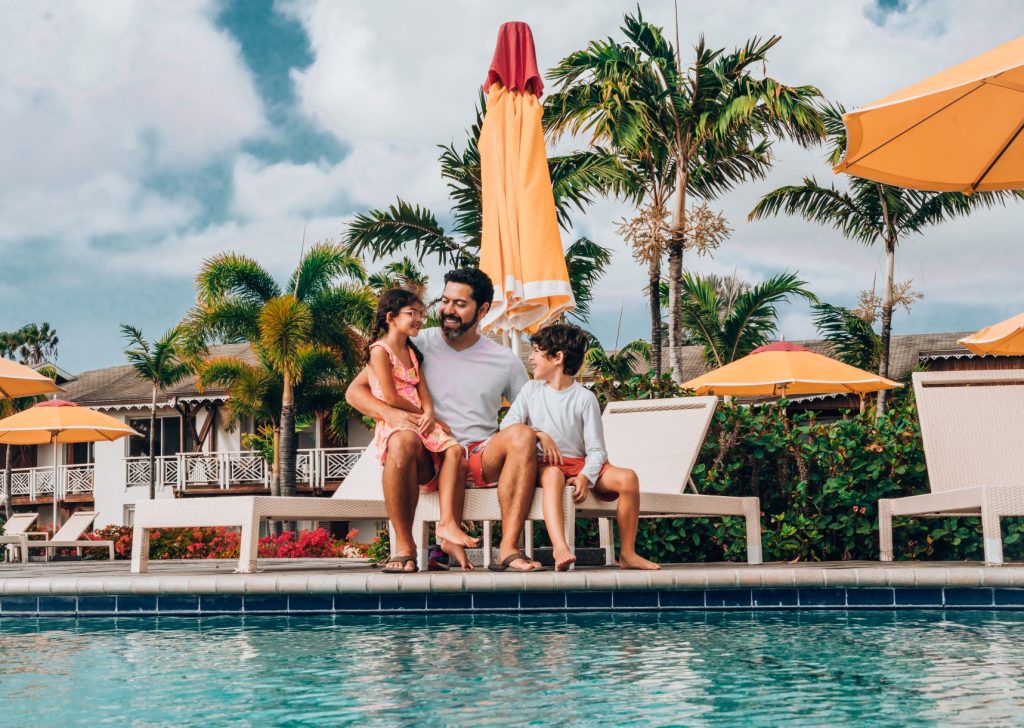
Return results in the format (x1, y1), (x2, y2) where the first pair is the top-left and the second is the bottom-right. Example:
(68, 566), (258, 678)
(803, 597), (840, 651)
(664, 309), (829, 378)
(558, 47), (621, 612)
(0, 358), (62, 399)
(682, 342), (901, 397)
(0, 399), (139, 446)
(959, 312), (1024, 356)
(835, 34), (1024, 192)
(478, 21), (575, 335)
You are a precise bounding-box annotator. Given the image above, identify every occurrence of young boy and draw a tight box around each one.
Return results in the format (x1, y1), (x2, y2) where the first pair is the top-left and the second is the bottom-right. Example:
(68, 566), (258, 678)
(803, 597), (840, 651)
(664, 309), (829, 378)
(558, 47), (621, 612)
(500, 323), (659, 571)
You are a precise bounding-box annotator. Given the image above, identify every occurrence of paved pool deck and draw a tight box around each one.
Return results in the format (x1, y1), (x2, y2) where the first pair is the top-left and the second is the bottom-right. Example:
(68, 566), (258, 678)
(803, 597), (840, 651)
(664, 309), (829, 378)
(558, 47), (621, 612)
(2, 559), (1024, 615)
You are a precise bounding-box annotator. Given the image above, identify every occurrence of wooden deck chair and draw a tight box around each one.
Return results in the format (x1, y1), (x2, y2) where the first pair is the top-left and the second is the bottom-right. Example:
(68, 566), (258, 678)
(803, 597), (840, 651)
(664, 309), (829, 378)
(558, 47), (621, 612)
(574, 397), (763, 565)
(1, 512), (38, 563)
(22, 511), (114, 561)
(880, 369), (1024, 565)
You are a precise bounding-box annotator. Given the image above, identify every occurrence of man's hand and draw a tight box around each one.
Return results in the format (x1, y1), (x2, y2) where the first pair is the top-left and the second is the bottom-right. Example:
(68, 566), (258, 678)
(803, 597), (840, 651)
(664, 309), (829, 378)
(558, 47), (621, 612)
(536, 431), (562, 464)
(567, 475), (589, 503)
(383, 409), (421, 430)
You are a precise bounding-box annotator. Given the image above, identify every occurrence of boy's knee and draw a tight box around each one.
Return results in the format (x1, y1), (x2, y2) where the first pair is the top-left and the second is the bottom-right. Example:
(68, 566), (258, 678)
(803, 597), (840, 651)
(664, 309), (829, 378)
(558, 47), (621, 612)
(619, 469), (640, 494)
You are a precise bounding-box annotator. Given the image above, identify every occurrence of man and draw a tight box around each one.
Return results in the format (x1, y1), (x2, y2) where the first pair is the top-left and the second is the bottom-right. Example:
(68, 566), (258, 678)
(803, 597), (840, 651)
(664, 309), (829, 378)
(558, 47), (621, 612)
(346, 267), (543, 572)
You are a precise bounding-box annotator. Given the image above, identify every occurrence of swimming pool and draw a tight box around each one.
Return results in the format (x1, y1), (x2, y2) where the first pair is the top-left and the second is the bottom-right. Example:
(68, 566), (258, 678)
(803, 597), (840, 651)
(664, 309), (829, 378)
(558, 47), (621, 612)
(3, 611), (1023, 725)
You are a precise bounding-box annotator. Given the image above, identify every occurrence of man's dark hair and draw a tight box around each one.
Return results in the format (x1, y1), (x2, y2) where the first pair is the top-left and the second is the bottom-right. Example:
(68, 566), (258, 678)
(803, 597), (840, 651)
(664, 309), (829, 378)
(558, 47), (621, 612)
(444, 268), (494, 309)
(530, 323), (590, 376)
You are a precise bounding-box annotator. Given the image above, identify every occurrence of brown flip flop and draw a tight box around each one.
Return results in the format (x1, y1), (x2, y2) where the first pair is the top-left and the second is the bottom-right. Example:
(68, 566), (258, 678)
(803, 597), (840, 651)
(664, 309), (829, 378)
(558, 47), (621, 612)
(382, 554), (418, 573)
(487, 551), (546, 572)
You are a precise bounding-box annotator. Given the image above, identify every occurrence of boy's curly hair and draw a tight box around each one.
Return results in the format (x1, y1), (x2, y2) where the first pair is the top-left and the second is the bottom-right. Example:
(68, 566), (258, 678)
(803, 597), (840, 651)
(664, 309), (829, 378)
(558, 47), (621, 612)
(529, 323), (590, 376)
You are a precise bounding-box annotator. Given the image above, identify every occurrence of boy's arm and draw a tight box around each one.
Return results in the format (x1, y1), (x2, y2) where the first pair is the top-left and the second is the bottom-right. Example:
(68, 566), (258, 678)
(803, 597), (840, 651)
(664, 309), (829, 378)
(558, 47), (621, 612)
(499, 385), (529, 429)
(578, 393), (609, 486)
(345, 367), (419, 428)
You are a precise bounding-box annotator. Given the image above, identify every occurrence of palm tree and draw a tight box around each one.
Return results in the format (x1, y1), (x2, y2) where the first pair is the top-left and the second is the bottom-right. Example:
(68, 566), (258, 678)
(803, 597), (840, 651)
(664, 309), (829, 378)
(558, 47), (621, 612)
(367, 257), (430, 299)
(121, 325), (193, 500)
(0, 323), (59, 365)
(749, 103), (1020, 413)
(812, 302), (881, 372)
(584, 339), (651, 401)
(546, 8), (825, 382)
(343, 97), (618, 324)
(184, 243), (374, 501)
(666, 272), (817, 367)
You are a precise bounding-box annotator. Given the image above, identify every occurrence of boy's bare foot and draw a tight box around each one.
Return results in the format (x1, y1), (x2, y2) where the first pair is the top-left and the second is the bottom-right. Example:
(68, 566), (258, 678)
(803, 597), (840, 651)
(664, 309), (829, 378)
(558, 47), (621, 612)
(619, 553), (661, 570)
(552, 546), (576, 572)
(436, 522), (480, 548)
(440, 538), (475, 571)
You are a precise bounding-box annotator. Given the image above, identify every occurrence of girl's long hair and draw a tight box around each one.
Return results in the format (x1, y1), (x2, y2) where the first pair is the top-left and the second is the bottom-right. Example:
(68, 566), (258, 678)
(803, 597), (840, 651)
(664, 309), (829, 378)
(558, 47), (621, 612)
(367, 287), (425, 364)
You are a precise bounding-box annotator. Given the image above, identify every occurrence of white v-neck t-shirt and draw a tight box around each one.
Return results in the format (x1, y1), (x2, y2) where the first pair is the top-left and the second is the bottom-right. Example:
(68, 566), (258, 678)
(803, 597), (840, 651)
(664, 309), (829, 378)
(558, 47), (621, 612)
(416, 327), (529, 445)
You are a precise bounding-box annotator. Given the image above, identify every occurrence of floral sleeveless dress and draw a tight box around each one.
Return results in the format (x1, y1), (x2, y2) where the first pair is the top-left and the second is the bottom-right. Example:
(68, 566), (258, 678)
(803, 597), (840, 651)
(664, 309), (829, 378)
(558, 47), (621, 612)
(369, 341), (458, 466)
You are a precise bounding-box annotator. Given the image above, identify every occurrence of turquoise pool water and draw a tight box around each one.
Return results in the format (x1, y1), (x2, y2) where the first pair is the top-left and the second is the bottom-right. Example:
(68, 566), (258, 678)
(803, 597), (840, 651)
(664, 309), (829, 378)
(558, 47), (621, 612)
(3, 611), (1024, 726)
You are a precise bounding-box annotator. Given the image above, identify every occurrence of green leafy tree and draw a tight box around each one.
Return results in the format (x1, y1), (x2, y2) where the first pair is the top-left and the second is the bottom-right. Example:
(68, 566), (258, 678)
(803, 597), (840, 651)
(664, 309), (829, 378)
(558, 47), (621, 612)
(584, 339), (651, 401)
(750, 103), (1020, 413)
(121, 325), (193, 500)
(343, 98), (617, 324)
(812, 302), (881, 372)
(546, 8), (825, 381)
(665, 272), (817, 367)
(184, 243), (375, 503)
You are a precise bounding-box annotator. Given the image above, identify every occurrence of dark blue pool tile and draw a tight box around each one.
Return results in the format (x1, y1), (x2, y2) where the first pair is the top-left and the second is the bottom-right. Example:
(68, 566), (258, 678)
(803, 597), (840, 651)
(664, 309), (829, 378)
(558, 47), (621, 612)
(199, 595), (243, 613)
(613, 590), (659, 609)
(77, 596), (117, 614)
(566, 591), (613, 609)
(894, 588), (943, 607)
(158, 595), (199, 613)
(379, 594), (427, 612)
(846, 589), (894, 607)
(334, 594), (381, 612)
(0, 596), (38, 614)
(752, 589), (799, 607)
(798, 588), (847, 607)
(472, 592), (519, 611)
(426, 593), (473, 611)
(288, 595), (334, 613)
(38, 596), (78, 614)
(994, 589), (1024, 606)
(117, 595), (158, 613)
(705, 589), (752, 608)
(658, 590), (706, 608)
(519, 591), (566, 610)
(243, 595), (289, 613)
(944, 588), (994, 607)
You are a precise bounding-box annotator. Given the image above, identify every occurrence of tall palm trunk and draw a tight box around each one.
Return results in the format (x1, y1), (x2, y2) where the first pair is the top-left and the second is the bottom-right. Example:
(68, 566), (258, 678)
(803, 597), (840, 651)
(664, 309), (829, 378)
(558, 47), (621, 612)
(667, 167), (689, 382)
(648, 256), (662, 377)
(876, 238), (896, 418)
(271, 425), (282, 536)
(148, 385), (157, 500)
(279, 374), (297, 532)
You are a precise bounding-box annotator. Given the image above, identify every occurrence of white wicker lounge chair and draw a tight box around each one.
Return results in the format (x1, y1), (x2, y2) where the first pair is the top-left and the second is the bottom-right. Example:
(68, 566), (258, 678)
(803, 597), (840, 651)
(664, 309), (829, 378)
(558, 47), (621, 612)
(21, 510), (114, 561)
(1, 512), (38, 563)
(880, 369), (1024, 565)
(575, 397), (763, 565)
(131, 492), (390, 574)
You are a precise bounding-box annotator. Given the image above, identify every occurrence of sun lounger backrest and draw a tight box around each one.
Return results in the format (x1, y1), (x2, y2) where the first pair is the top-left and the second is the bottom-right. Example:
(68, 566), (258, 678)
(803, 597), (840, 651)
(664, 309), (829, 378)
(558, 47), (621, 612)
(331, 445), (385, 501)
(1, 513), (38, 536)
(602, 396), (717, 495)
(913, 369), (1024, 494)
(52, 510), (98, 541)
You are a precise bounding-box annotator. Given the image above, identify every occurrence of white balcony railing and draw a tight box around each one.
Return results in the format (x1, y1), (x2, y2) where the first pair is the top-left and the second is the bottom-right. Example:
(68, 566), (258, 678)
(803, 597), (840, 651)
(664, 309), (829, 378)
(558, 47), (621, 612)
(0, 448), (365, 502)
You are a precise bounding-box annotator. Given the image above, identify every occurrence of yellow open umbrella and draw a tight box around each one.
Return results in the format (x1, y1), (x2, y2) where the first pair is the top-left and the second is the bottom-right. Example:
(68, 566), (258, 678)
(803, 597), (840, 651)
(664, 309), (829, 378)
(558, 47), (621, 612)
(0, 400), (140, 526)
(682, 342), (900, 397)
(0, 358), (62, 399)
(959, 312), (1024, 356)
(835, 34), (1024, 192)
(478, 21), (575, 340)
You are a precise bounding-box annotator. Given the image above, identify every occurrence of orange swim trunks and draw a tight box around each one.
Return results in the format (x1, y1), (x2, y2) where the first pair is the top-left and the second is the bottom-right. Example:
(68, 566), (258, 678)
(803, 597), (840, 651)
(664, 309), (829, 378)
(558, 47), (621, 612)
(539, 456), (618, 502)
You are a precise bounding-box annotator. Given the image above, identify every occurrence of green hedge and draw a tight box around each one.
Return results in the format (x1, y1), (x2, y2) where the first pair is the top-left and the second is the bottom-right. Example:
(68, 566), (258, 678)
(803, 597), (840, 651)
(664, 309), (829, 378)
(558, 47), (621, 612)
(581, 401), (1024, 563)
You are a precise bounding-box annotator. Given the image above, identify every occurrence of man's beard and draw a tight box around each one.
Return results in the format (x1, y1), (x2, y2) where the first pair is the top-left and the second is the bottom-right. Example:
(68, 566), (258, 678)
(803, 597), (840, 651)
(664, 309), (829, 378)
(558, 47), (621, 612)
(441, 311), (479, 341)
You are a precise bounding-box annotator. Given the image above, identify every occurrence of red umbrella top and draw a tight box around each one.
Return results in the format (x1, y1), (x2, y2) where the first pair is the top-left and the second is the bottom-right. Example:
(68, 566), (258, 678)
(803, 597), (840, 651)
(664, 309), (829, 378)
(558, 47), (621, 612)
(483, 21), (544, 97)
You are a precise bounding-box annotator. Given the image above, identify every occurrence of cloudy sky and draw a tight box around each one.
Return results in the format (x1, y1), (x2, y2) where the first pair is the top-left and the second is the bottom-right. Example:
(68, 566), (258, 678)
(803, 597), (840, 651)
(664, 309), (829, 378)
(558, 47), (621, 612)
(2, 0), (1022, 372)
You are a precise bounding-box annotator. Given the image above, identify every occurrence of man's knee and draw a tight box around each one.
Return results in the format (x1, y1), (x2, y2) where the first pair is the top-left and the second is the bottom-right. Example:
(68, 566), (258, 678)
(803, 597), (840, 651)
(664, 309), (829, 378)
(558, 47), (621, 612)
(386, 432), (423, 468)
(502, 424), (537, 454)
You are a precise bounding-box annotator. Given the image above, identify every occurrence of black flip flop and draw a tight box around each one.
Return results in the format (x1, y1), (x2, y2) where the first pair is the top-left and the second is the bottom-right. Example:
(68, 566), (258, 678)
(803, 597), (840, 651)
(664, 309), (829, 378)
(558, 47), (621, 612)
(382, 554), (418, 573)
(487, 551), (546, 572)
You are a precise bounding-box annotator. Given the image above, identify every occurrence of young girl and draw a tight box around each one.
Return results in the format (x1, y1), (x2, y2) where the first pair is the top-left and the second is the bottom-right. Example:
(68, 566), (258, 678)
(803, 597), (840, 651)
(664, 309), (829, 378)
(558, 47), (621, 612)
(367, 288), (479, 570)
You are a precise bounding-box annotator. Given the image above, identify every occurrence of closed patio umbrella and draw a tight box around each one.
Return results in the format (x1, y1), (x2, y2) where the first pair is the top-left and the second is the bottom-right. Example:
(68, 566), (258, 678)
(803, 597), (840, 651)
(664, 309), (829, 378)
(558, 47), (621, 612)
(959, 312), (1024, 356)
(0, 400), (140, 527)
(835, 34), (1024, 192)
(478, 21), (575, 345)
(0, 358), (62, 399)
(682, 342), (901, 398)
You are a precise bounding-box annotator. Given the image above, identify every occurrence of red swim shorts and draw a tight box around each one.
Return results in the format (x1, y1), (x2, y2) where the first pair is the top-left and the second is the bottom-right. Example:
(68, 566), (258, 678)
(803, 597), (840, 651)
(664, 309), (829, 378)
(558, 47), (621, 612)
(539, 456), (618, 502)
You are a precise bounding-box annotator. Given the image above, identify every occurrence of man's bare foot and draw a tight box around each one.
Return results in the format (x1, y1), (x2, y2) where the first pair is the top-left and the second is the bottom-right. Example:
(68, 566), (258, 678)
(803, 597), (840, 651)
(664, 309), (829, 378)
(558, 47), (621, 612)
(439, 539), (475, 570)
(619, 553), (661, 570)
(436, 522), (480, 548)
(552, 546), (576, 572)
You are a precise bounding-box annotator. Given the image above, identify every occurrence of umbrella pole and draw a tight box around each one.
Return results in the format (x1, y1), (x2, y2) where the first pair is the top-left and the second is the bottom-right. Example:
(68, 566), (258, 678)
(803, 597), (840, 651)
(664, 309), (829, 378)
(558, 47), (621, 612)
(52, 436), (59, 531)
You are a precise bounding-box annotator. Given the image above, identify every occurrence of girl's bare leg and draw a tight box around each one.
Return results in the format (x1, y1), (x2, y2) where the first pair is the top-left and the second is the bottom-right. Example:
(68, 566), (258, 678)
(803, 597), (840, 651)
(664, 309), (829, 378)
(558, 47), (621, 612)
(594, 466), (659, 570)
(435, 445), (478, 570)
(540, 466), (576, 571)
